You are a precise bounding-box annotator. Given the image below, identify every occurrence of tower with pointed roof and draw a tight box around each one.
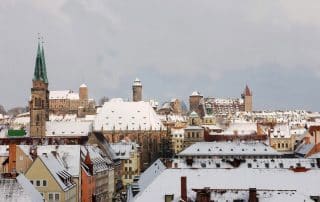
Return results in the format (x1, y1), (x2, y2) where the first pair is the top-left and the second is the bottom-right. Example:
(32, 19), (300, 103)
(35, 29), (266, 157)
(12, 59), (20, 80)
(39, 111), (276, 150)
(132, 78), (142, 102)
(29, 41), (49, 137)
(242, 85), (253, 112)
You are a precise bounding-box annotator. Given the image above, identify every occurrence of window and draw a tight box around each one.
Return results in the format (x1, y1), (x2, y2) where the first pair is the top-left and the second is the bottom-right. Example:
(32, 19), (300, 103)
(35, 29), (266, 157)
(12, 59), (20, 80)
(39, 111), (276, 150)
(30, 180), (33, 185)
(49, 193), (54, 201)
(42, 180), (47, 187)
(36, 180), (41, 187)
(285, 143), (288, 148)
(55, 193), (60, 201)
(247, 163), (252, 168)
(279, 163), (284, 168)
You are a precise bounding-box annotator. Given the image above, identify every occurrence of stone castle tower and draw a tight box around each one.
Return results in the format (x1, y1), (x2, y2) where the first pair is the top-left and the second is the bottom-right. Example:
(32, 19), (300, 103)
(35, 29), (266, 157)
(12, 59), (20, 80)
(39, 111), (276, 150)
(132, 78), (142, 102)
(189, 91), (203, 116)
(29, 42), (49, 137)
(79, 83), (88, 100)
(242, 85), (253, 112)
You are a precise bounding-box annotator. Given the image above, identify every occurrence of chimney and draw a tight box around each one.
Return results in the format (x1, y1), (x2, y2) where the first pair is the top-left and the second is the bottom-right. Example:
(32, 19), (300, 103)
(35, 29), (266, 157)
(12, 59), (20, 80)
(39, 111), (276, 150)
(181, 176), (187, 202)
(249, 188), (257, 202)
(8, 143), (16, 173)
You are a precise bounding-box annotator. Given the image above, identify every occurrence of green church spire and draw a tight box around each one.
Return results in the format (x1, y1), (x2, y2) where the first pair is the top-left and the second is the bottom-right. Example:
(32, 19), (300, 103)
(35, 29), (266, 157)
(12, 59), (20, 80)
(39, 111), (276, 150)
(33, 40), (48, 84)
(41, 42), (48, 83)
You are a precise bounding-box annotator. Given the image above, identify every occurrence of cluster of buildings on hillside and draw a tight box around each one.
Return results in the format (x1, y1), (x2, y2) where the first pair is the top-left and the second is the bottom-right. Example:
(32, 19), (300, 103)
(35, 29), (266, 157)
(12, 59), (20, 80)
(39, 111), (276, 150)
(0, 42), (320, 202)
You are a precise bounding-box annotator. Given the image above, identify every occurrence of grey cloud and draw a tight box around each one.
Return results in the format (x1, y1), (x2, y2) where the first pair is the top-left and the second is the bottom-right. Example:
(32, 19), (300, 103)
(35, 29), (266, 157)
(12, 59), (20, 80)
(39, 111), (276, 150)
(1, 0), (320, 110)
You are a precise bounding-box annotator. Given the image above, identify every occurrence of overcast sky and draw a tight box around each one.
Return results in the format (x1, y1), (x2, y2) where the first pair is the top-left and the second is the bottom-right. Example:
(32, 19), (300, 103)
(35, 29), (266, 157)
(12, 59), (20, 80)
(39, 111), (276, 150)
(1, 0), (320, 111)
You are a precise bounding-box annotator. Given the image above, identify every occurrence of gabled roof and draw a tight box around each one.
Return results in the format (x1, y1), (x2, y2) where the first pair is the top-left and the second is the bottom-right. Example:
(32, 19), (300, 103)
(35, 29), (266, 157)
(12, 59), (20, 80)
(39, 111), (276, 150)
(94, 99), (164, 131)
(38, 153), (75, 191)
(0, 174), (43, 202)
(19, 145), (81, 177)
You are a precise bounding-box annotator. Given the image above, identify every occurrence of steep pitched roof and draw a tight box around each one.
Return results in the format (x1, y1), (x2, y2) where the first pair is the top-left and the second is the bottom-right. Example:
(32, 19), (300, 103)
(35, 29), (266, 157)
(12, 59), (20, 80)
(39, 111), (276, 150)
(33, 42), (48, 83)
(244, 85), (252, 96)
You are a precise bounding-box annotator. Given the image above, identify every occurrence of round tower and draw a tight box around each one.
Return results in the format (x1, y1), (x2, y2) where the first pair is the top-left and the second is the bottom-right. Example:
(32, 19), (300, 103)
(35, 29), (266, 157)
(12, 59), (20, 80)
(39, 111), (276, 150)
(79, 83), (88, 100)
(132, 78), (142, 102)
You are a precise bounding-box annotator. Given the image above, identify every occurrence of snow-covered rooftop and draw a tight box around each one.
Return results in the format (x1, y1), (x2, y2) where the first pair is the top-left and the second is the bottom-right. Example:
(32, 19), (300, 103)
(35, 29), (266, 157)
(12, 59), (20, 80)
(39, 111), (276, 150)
(223, 122), (257, 135)
(178, 142), (280, 157)
(19, 145), (81, 177)
(39, 153), (75, 191)
(94, 99), (164, 131)
(0, 174), (43, 202)
(134, 167), (320, 202)
(49, 90), (79, 100)
(46, 121), (92, 136)
(81, 145), (112, 173)
(270, 124), (291, 138)
(110, 141), (139, 160)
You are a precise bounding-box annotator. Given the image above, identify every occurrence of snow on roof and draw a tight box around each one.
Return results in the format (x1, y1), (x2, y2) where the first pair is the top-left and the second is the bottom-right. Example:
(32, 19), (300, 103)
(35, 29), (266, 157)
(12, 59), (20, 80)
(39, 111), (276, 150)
(295, 143), (315, 156)
(39, 153), (75, 191)
(135, 159), (166, 195)
(49, 90), (80, 100)
(12, 116), (30, 125)
(80, 83), (87, 88)
(94, 100), (164, 131)
(134, 167), (320, 202)
(309, 152), (320, 159)
(110, 141), (139, 160)
(270, 124), (291, 138)
(173, 158), (318, 170)
(81, 145), (112, 173)
(185, 125), (203, 130)
(158, 114), (187, 122)
(46, 121), (92, 136)
(49, 90), (71, 99)
(133, 78), (142, 86)
(0, 174), (43, 202)
(223, 122), (257, 135)
(171, 128), (185, 135)
(16, 174), (44, 202)
(0, 145), (8, 156)
(19, 145), (81, 177)
(191, 91), (201, 96)
(201, 124), (222, 130)
(178, 142), (280, 157)
(189, 111), (199, 118)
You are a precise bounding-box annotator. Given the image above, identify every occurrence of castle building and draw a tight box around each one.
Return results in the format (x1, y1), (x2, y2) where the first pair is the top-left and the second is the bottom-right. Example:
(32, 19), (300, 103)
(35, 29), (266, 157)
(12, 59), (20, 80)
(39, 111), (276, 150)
(189, 85), (253, 118)
(49, 84), (96, 117)
(132, 78), (142, 102)
(29, 42), (49, 138)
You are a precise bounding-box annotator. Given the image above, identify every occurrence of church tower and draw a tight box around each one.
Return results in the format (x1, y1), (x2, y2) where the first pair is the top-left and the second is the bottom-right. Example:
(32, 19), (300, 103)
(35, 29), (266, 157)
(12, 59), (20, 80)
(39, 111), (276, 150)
(132, 78), (142, 102)
(242, 85), (253, 112)
(29, 41), (49, 137)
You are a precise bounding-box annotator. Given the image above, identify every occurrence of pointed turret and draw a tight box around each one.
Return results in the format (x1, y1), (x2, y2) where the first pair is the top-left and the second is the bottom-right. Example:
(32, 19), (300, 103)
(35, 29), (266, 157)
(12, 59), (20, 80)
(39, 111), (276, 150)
(244, 85), (252, 96)
(33, 42), (42, 82)
(41, 43), (48, 83)
(33, 41), (48, 83)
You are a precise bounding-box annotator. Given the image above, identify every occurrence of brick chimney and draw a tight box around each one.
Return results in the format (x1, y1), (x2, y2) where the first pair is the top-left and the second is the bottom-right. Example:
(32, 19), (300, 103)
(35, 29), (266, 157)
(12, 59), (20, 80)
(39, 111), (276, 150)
(181, 176), (187, 202)
(249, 188), (257, 202)
(8, 143), (16, 173)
